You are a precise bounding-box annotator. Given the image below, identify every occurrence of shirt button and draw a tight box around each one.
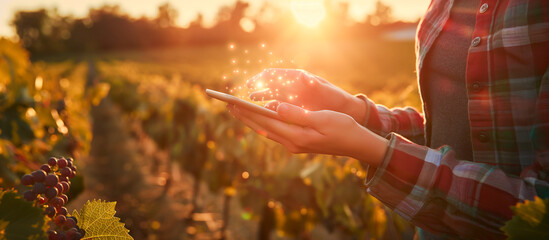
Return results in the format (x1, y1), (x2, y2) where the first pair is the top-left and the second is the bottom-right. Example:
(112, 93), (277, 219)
(478, 132), (489, 143)
(471, 37), (481, 47)
(471, 82), (481, 92)
(479, 3), (489, 13)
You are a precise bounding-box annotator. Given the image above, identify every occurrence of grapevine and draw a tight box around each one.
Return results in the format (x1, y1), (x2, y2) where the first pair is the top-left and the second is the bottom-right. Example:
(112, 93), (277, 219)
(21, 156), (84, 240)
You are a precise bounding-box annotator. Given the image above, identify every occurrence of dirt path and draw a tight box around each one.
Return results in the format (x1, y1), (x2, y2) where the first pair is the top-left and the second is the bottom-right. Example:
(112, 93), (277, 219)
(68, 60), (261, 240)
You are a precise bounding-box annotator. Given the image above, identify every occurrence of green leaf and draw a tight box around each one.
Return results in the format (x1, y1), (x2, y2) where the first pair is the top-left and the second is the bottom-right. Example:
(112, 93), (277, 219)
(0, 190), (47, 240)
(501, 197), (549, 240)
(72, 200), (133, 240)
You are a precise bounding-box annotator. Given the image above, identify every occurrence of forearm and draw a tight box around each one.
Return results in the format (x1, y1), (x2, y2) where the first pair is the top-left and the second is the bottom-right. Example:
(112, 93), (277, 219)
(366, 133), (545, 238)
(340, 94), (368, 124)
(347, 124), (388, 168)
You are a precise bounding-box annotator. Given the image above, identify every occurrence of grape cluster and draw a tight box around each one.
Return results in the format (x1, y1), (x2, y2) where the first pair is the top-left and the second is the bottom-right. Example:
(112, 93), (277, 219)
(21, 157), (85, 240)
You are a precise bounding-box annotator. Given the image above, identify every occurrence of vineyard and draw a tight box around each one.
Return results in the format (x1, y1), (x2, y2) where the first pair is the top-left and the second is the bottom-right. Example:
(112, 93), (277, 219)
(1, 37), (546, 239)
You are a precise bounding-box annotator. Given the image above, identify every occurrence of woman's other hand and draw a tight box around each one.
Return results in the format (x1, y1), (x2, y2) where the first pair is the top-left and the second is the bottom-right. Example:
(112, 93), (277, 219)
(247, 68), (367, 124)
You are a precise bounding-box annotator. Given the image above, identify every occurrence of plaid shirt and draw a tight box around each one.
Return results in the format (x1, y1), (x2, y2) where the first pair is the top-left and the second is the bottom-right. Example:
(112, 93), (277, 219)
(359, 0), (549, 238)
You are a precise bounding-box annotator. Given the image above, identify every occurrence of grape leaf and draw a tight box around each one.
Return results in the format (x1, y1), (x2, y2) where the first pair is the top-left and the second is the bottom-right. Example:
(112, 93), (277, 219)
(501, 196), (549, 240)
(0, 190), (47, 240)
(72, 200), (133, 240)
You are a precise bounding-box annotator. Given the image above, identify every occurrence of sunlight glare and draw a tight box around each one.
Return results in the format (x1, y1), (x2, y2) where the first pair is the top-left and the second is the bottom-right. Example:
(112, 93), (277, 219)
(290, 0), (326, 28)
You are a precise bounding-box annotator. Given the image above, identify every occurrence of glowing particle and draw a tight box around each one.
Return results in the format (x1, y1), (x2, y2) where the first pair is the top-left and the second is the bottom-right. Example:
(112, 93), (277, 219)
(242, 171), (250, 179)
(310, 80), (314, 84)
(35, 76), (43, 90)
(259, 60), (263, 63)
(261, 43), (266, 48)
(269, 52), (273, 55)
(289, 96), (293, 100)
(223, 75), (227, 80)
(207, 141), (215, 149)
(229, 44), (235, 50)
(246, 60), (250, 64)
(244, 49), (248, 54)
(256, 82), (263, 88)
(231, 59), (237, 64)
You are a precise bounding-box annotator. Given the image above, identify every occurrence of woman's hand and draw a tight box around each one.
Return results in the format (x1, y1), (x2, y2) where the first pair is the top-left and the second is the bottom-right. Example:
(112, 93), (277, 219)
(227, 102), (388, 167)
(247, 68), (367, 124)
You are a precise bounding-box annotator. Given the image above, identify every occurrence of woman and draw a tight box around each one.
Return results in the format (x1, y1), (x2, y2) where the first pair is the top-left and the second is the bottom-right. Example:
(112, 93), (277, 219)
(228, 0), (549, 238)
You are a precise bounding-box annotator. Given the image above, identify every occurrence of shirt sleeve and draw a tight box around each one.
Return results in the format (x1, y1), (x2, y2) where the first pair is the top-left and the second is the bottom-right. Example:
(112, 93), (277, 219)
(355, 94), (425, 144)
(365, 133), (549, 239)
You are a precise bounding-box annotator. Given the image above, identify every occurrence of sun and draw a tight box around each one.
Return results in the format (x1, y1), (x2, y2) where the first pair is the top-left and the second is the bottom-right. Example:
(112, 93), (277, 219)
(290, 0), (326, 28)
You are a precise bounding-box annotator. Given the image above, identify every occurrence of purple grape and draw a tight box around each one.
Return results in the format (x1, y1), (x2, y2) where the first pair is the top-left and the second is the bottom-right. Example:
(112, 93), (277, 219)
(54, 215), (66, 226)
(48, 157), (58, 166)
(23, 190), (37, 201)
(44, 206), (56, 218)
(33, 182), (47, 194)
(59, 176), (69, 183)
(45, 187), (58, 199)
(60, 194), (68, 204)
(31, 170), (47, 182)
(40, 164), (52, 173)
(45, 174), (59, 187)
(61, 182), (70, 193)
(47, 230), (58, 240)
(50, 196), (64, 208)
(65, 217), (76, 229)
(21, 174), (34, 185)
(60, 167), (72, 177)
(55, 182), (64, 193)
(57, 158), (68, 168)
(58, 206), (68, 216)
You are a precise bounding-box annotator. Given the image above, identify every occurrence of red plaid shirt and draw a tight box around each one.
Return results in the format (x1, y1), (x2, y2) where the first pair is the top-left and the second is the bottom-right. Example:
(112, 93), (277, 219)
(359, 0), (549, 238)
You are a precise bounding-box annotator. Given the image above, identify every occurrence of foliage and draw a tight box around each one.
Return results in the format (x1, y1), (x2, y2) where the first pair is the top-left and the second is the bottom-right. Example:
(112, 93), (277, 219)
(98, 50), (410, 238)
(502, 197), (549, 240)
(72, 200), (133, 240)
(0, 190), (48, 240)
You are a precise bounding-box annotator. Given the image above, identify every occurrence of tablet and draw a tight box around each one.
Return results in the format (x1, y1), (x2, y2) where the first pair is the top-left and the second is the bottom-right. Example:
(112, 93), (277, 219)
(205, 89), (280, 120)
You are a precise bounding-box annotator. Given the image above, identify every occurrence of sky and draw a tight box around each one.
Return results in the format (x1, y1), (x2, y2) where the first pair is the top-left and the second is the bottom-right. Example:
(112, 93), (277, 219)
(0, 0), (430, 37)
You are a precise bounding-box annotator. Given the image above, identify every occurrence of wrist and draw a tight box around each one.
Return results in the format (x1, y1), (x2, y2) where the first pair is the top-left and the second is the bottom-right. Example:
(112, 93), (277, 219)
(344, 95), (367, 124)
(349, 125), (388, 167)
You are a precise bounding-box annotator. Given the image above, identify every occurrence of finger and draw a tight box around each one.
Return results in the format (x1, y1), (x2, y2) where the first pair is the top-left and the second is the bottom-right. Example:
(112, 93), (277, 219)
(249, 88), (274, 101)
(276, 103), (312, 126)
(277, 103), (332, 131)
(234, 104), (307, 140)
(228, 104), (297, 148)
(264, 101), (280, 111)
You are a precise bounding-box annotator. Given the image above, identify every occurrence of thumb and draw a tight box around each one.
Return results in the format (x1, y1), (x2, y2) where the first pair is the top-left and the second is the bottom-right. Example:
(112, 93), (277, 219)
(276, 103), (312, 126)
